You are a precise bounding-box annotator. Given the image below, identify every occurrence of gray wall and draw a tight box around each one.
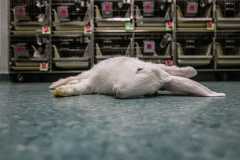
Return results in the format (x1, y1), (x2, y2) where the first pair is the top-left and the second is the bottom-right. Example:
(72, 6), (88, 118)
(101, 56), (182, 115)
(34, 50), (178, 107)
(0, 0), (9, 73)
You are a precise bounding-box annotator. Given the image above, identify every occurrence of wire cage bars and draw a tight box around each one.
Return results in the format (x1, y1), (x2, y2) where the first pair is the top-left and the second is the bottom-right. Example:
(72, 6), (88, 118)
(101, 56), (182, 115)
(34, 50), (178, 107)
(176, 32), (214, 67)
(215, 0), (240, 29)
(51, 35), (90, 70)
(94, 32), (132, 62)
(51, 0), (89, 33)
(134, 32), (172, 64)
(9, 35), (50, 71)
(216, 32), (240, 67)
(10, 0), (50, 31)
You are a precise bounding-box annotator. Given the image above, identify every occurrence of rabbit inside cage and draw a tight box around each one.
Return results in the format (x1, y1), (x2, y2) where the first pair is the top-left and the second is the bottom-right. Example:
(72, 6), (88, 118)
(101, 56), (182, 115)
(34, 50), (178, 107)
(11, 35), (49, 59)
(9, 35), (49, 71)
(51, 0), (88, 22)
(11, 0), (50, 25)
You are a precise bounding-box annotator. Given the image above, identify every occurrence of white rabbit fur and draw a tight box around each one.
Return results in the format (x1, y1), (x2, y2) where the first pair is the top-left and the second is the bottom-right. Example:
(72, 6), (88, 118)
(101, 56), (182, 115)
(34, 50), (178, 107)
(49, 57), (225, 98)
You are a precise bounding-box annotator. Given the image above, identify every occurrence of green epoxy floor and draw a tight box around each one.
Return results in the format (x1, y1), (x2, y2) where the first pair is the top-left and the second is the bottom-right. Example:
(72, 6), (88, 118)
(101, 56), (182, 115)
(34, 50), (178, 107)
(0, 82), (240, 160)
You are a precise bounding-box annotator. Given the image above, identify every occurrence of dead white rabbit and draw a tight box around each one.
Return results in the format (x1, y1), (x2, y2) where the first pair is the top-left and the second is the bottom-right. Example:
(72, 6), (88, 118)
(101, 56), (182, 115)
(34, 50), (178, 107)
(49, 57), (225, 98)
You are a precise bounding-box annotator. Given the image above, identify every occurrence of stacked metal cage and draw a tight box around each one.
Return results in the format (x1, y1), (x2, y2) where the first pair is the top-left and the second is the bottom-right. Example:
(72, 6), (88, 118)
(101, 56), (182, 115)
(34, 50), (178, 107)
(176, 0), (213, 30)
(51, 35), (90, 70)
(134, 0), (172, 30)
(9, 35), (50, 71)
(94, 32), (132, 62)
(216, 32), (240, 68)
(216, 0), (240, 29)
(7, 0), (240, 80)
(215, 0), (240, 68)
(51, 0), (90, 34)
(176, 32), (213, 68)
(134, 32), (172, 63)
(10, 0), (50, 34)
(94, 0), (132, 30)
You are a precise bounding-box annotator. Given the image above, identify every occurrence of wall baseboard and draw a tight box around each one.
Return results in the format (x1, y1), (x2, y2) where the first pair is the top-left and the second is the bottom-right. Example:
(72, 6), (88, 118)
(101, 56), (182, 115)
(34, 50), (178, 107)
(0, 74), (10, 81)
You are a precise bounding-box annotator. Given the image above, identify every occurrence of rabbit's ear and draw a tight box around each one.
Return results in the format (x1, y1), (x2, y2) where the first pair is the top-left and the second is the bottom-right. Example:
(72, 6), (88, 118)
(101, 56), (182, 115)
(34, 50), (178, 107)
(163, 76), (225, 97)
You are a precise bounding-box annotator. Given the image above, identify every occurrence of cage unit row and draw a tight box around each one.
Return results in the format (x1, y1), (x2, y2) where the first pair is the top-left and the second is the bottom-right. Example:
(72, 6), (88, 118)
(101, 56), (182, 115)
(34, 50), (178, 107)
(8, 32), (173, 71)
(9, 35), (91, 71)
(10, 0), (90, 35)
(94, 32), (172, 63)
(8, 0), (240, 73)
(9, 31), (240, 71)
(94, 0), (240, 30)
(94, 0), (172, 31)
(176, 0), (240, 30)
(10, 0), (240, 35)
(95, 31), (240, 69)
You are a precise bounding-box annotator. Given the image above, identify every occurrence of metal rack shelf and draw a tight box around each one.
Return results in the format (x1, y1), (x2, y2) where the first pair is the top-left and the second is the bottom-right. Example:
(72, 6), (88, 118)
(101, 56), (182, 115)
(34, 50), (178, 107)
(53, 57), (89, 62)
(178, 56), (213, 59)
(11, 58), (48, 62)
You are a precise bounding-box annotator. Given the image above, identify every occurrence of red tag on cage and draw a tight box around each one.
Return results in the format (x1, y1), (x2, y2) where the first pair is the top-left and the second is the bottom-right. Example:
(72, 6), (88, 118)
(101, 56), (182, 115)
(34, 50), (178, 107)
(17, 47), (23, 53)
(147, 44), (152, 49)
(208, 22), (212, 28)
(190, 5), (195, 11)
(168, 22), (173, 28)
(42, 63), (47, 69)
(40, 63), (48, 71)
(18, 8), (24, 15)
(166, 60), (173, 66)
(167, 60), (173, 66)
(86, 26), (91, 32)
(105, 4), (110, 10)
(61, 9), (67, 16)
(145, 5), (151, 11)
(44, 26), (49, 32)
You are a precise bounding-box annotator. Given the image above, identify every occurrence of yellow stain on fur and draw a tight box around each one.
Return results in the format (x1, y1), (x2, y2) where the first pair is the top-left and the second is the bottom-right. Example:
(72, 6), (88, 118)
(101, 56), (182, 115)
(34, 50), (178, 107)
(52, 89), (67, 97)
